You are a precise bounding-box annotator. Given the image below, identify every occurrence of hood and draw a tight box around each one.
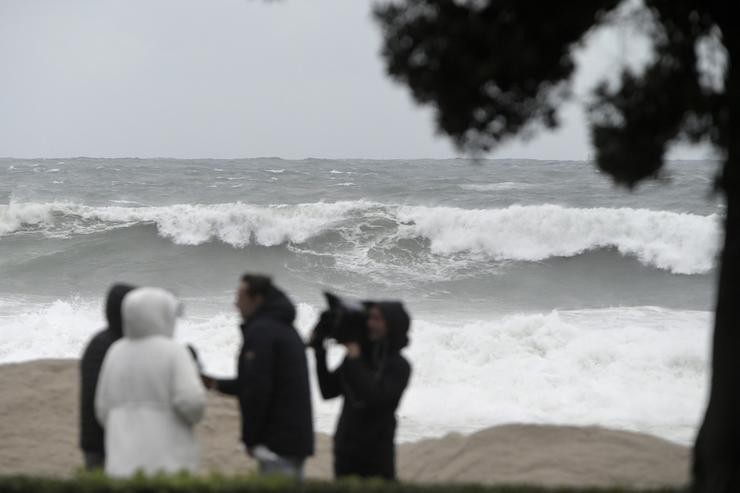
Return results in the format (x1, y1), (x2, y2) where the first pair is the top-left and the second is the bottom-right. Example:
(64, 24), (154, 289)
(105, 283), (137, 336)
(122, 287), (181, 340)
(249, 286), (296, 326)
(376, 301), (410, 352)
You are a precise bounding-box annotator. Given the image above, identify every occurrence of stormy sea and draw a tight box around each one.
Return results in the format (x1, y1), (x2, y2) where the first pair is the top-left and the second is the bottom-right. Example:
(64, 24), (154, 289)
(0, 157), (721, 444)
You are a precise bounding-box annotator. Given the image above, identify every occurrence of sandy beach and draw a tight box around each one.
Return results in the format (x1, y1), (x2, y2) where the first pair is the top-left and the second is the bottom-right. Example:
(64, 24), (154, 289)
(0, 359), (689, 488)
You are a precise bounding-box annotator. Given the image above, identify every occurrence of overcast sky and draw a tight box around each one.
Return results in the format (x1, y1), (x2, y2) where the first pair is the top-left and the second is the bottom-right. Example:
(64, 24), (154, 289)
(0, 0), (714, 160)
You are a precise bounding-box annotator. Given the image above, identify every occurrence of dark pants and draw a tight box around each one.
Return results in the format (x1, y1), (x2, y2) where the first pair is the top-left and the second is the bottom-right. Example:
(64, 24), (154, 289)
(334, 452), (395, 481)
(83, 451), (104, 471)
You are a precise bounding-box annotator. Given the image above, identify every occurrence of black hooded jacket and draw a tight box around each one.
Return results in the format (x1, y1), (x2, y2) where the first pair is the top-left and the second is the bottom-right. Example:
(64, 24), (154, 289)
(216, 287), (314, 459)
(315, 302), (412, 480)
(79, 284), (135, 454)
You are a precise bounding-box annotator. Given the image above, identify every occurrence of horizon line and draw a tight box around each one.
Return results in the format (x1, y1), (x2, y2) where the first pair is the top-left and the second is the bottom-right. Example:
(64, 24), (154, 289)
(0, 155), (722, 162)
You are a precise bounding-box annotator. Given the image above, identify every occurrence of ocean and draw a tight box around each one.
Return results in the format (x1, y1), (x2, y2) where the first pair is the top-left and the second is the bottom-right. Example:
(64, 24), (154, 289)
(0, 157), (721, 444)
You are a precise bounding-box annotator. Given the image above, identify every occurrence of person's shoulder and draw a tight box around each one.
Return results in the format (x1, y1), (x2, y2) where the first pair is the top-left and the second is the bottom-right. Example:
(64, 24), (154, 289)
(81, 329), (115, 358)
(90, 328), (115, 344)
(245, 319), (281, 347)
(390, 353), (411, 373)
(253, 316), (296, 335)
(98, 337), (126, 363)
(275, 323), (305, 351)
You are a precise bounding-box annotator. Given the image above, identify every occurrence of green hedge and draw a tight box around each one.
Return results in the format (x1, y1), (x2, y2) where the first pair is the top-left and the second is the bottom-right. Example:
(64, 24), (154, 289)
(0, 474), (686, 493)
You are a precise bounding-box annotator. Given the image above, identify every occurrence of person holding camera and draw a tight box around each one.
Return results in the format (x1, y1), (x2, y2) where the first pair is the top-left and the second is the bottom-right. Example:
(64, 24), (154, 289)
(310, 297), (412, 481)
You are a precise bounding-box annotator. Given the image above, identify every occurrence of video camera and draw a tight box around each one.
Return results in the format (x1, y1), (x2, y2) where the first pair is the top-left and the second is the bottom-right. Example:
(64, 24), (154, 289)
(313, 292), (370, 344)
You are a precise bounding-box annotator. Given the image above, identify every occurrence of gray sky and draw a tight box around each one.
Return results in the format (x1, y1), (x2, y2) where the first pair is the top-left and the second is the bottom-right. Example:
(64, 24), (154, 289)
(0, 0), (714, 160)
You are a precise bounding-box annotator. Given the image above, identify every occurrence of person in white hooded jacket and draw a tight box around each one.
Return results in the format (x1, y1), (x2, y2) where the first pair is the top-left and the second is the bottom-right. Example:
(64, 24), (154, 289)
(95, 287), (206, 477)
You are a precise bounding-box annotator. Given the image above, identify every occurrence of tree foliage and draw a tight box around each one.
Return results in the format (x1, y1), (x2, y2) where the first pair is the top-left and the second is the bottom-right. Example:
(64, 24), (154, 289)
(374, 0), (728, 186)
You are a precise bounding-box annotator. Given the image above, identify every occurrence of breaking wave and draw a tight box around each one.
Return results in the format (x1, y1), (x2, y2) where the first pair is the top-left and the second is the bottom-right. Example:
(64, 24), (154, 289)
(0, 201), (720, 274)
(0, 200), (371, 247)
(397, 204), (720, 275)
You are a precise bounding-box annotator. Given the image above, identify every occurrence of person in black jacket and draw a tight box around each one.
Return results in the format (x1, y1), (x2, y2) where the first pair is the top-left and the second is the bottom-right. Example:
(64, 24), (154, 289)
(205, 274), (314, 478)
(311, 301), (412, 480)
(79, 283), (136, 470)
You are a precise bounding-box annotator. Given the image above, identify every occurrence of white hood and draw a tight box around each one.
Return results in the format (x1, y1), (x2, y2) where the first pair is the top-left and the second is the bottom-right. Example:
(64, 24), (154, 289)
(122, 287), (179, 339)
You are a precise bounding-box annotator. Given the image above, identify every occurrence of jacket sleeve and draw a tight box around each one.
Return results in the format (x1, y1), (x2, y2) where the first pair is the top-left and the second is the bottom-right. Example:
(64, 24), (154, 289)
(94, 350), (114, 427)
(314, 347), (342, 399)
(215, 378), (240, 396)
(240, 323), (275, 449)
(171, 345), (207, 426)
(342, 356), (411, 408)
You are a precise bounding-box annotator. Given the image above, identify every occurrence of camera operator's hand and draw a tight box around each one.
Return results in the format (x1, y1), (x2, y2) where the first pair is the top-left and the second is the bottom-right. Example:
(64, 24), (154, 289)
(344, 342), (361, 359)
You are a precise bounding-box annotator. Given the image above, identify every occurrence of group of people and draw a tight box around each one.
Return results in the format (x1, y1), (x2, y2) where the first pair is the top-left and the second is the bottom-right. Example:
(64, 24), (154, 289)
(79, 274), (412, 481)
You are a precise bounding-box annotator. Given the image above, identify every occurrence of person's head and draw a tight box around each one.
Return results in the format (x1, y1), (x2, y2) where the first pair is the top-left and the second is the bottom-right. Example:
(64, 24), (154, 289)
(368, 302), (411, 350)
(367, 304), (389, 342)
(105, 283), (137, 335)
(236, 274), (272, 320)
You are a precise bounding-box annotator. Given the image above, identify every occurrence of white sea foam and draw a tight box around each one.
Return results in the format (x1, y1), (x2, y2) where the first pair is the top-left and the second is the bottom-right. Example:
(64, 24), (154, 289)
(0, 201), (721, 273)
(0, 202), (57, 235)
(0, 201), (371, 246)
(459, 182), (535, 192)
(397, 204), (721, 274)
(403, 307), (710, 443)
(0, 296), (710, 444)
(110, 200), (144, 206)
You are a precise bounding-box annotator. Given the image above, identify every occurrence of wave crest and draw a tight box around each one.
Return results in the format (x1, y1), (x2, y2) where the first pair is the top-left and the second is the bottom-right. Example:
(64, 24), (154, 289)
(0, 201), (720, 274)
(0, 201), (370, 247)
(398, 204), (720, 274)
